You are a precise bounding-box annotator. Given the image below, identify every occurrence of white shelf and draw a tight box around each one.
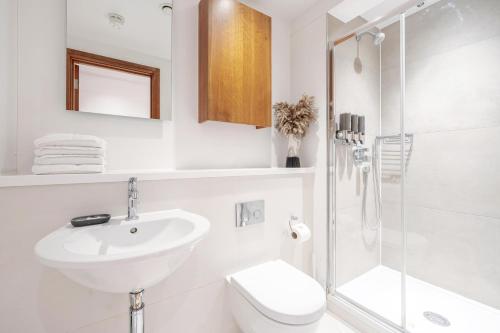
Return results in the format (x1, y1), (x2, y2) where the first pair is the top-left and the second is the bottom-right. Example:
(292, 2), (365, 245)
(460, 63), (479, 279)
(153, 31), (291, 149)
(0, 167), (315, 188)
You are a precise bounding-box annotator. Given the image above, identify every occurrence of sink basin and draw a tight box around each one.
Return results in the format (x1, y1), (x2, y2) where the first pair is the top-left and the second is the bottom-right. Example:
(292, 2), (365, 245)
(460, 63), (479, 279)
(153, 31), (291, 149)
(35, 209), (210, 293)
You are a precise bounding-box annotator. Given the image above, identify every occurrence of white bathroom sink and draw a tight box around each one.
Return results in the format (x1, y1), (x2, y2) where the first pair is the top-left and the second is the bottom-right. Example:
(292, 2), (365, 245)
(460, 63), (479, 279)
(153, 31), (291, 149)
(35, 209), (210, 293)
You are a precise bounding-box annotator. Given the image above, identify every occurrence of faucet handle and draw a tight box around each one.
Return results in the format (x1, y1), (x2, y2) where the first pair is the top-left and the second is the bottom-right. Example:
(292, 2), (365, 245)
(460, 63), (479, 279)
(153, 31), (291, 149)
(126, 177), (140, 221)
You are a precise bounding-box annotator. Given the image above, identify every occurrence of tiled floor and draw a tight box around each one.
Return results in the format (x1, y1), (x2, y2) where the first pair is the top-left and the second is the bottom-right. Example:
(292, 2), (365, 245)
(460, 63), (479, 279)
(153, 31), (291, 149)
(337, 265), (500, 333)
(318, 312), (359, 333)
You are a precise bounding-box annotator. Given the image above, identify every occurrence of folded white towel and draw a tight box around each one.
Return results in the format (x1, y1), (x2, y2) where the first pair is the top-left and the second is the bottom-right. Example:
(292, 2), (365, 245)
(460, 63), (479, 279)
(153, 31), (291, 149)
(35, 146), (105, 157)
(32, 164), (105, 175)
(34, 155), (105, 165)
(34, 134), (106, 149)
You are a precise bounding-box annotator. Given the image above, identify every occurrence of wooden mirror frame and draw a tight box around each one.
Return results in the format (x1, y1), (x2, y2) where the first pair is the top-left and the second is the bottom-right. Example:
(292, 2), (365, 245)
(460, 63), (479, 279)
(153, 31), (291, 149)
(66, 48), (161, 119)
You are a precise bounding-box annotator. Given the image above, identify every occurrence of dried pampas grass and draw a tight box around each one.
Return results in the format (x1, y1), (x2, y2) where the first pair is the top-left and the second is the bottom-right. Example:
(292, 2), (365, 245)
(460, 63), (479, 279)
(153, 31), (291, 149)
(273, 94), (316, 138)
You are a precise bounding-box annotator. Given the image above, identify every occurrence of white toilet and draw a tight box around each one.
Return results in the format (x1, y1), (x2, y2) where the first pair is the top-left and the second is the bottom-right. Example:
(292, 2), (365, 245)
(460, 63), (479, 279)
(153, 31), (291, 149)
(226, 260), (326, 333)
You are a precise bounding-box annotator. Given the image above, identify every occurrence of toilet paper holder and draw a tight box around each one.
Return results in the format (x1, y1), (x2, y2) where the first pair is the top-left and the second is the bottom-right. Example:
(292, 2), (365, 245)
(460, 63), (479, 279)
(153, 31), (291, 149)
(288, 215), (311, 242)
(289, 215), (300, 239)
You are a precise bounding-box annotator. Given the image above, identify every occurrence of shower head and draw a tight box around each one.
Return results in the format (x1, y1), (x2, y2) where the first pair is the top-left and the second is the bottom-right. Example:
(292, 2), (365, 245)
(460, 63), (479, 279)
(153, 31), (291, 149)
(356, 30), (386, 46)
(373, 31), (386, 45)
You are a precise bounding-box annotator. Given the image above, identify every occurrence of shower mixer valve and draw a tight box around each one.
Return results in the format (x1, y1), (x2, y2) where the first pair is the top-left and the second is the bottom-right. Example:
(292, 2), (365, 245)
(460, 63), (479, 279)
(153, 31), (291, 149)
(352, 145), (370, 168)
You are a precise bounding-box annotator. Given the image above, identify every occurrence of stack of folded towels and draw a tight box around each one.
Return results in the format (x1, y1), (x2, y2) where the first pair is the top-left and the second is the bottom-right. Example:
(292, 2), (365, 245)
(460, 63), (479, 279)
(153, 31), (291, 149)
(32, 134), (106, 175)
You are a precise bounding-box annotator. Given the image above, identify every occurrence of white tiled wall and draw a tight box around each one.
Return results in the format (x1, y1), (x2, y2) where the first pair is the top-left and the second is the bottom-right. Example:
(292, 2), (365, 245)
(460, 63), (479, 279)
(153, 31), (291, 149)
(0, 175), (311, 332)
(380, 0), (500, 309)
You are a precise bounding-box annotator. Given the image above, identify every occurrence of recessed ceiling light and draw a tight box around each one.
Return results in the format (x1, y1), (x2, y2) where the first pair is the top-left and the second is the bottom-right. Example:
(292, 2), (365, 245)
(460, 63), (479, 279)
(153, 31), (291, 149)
(108, 12), (125, 28)
(160, 2), (173, 15)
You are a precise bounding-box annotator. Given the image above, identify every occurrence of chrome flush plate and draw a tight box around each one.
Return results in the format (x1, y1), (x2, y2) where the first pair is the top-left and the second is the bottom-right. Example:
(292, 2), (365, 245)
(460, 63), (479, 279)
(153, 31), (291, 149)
(235, 200), (265, 228)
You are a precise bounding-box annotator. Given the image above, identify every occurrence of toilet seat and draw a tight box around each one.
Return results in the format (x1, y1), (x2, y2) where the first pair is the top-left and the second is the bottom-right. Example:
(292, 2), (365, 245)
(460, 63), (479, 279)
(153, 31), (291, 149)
(228, 260), (326, 325)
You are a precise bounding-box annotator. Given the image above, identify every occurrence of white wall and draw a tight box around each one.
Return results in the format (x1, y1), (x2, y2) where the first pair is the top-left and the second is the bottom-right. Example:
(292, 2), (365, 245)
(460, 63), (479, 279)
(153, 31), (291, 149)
(0, 175), (311, 332)
(12, 0), (292, 173)
(380, 0), (500, 309)
(0, 0), (18, 173)
(173, 0), (292, 169)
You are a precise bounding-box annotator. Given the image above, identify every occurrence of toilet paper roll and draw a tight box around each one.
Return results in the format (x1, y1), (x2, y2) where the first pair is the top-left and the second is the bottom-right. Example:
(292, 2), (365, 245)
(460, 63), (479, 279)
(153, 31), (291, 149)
(290, 223), (311, 243)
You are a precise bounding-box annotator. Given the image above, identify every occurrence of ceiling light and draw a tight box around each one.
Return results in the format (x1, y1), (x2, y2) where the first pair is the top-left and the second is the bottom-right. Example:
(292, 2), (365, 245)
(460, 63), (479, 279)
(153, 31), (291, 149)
(108, 12), (125, 29)
(160, 2), (173, 15)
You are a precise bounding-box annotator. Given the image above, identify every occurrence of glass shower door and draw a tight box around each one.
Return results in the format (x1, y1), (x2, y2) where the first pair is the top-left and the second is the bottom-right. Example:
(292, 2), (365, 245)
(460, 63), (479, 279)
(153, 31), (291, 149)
(329, 10), (406, 330)
(331, 1), (500, 332)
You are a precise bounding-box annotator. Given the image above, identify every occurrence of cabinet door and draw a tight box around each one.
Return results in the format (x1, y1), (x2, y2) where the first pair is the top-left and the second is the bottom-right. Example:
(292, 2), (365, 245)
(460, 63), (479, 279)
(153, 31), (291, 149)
(199, 0), (272, 127)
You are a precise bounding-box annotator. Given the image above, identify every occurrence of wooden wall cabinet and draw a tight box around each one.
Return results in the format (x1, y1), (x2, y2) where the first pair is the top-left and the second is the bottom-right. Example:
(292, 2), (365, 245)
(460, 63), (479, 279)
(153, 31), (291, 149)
(199, 0), (272, 127)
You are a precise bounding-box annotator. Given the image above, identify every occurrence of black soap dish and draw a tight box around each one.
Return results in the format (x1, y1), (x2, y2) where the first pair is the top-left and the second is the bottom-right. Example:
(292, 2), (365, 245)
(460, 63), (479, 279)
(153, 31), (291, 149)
(71, 214), (111, 227)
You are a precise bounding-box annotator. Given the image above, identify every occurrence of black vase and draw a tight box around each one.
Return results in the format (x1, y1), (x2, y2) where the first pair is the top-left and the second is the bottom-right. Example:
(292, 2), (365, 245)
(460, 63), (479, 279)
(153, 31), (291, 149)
(286, 156), (301, 168)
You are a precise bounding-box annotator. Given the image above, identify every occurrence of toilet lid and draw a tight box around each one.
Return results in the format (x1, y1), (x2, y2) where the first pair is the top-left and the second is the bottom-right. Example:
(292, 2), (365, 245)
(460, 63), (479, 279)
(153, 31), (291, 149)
(229, 260), (326, 325)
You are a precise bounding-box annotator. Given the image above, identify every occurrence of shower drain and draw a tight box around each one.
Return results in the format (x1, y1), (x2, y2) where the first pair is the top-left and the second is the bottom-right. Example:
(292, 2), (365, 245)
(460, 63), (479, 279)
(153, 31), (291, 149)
(423, 311), (451, 327)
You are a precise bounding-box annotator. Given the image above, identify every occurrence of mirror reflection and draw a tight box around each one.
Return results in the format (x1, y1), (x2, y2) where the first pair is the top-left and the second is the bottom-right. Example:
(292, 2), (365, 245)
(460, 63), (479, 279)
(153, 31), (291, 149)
(66, 0), (172, 120)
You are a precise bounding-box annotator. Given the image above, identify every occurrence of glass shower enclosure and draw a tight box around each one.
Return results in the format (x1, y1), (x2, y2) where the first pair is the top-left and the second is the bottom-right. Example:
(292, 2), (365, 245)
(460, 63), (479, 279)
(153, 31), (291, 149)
(327, 0), (500, 332)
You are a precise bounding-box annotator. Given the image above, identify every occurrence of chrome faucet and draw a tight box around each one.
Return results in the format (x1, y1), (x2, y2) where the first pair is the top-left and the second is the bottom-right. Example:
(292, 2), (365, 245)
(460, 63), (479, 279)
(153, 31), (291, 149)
(127, 177), (139, 220)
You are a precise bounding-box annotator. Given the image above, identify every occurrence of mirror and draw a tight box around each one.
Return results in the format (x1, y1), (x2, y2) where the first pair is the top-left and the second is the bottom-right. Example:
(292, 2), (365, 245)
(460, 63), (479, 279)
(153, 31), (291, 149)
(66, 0), (172, 120)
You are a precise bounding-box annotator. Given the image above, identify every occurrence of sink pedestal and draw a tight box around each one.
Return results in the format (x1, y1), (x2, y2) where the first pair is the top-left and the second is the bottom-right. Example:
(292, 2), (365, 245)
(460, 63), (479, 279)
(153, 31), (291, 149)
(130, 289), (145, 333)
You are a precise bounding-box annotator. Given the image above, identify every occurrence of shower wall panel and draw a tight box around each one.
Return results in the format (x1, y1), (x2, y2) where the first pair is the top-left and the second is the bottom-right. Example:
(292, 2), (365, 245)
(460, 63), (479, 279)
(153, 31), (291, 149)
(380, 0), (500, 309)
